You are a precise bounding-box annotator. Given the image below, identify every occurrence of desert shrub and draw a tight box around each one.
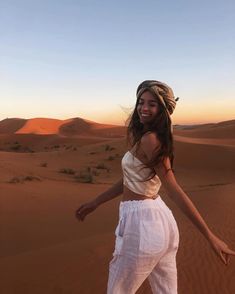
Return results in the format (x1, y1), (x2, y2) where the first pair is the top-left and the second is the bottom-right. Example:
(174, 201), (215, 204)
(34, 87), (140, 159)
(105, 144), (115, 151)
(105, 145), (115, 151)
(40, 162), (47, 167)
(91, 169), (99, 176)
(9, 177), (22, 183)
(105, 144), (110, 151)
(24, 146), (34, 153)
(107, 155), (115, 161)
(11, 144), (21, 151)
(75, 169), (93, 183)
(24, 175), (41, 181)
(59, 168), (76, 175)
(9, 175), (41, 183)
(95, 163), (108, 170)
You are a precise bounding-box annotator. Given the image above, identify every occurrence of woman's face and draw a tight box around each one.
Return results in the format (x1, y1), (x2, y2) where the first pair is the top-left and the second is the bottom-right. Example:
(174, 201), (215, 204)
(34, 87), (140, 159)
(137, 90), (160, 125)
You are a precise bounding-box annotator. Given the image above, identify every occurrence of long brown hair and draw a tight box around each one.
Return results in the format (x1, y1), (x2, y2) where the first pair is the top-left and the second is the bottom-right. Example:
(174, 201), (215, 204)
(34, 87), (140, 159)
(126, 82), (175, 180)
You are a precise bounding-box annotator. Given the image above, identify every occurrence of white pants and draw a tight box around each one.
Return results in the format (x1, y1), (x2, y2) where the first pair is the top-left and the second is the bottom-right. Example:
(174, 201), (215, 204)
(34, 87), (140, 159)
(107, 196), (179, 294)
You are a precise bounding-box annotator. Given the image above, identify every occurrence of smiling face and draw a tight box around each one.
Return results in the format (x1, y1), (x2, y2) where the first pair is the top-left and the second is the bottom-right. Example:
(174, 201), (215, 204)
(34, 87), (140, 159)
(137, 90), (160, 125)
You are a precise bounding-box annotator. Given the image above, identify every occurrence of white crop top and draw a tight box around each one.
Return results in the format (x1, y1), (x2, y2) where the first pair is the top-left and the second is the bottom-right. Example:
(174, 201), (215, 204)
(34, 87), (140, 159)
(121, 151), (161, 197)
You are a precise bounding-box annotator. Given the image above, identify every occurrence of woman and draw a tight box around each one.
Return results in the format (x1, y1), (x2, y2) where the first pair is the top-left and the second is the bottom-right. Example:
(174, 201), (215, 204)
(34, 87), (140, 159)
(76, 80), (235, 294)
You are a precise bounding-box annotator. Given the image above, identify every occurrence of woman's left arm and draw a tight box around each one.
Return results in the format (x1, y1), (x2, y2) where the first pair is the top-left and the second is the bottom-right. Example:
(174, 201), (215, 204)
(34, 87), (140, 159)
(158, 163), (235, 266)
(141, 133), (235, 265)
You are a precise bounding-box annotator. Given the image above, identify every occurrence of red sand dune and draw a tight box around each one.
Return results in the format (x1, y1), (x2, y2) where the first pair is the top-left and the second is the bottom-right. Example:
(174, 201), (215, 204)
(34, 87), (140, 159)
(0, 117), (126, 137)
(15, 117), (74, 135)
(0, 117), (126, 152)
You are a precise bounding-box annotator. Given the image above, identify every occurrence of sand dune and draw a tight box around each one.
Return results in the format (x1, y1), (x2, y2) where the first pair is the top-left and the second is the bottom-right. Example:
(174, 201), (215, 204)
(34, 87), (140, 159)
(16, 117), (74, 135)
(174, 135), (235, 147)
(0, 117), (126, 152)
(0, 118), (27, 134)
(0, 117), (126, 138)
(174, 119), (235, 138)
(1, 119), (235, 294)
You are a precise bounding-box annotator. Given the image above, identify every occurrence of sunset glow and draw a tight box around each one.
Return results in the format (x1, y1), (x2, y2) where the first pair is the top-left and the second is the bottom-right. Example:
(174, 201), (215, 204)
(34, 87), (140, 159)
(1, 0), (235, 125)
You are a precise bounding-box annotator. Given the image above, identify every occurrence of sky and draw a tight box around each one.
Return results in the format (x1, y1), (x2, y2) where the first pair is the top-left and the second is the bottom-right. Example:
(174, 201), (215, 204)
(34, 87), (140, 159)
(1, 0), (235, 125)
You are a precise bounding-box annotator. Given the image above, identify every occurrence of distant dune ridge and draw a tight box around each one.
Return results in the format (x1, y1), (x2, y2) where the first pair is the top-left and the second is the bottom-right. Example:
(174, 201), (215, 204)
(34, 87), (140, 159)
(0, 117), (234, 138)
(174, 119), (235, 138)
(0, 118), (27, 134)
(0, 117), (234, 152)
(0, 117), (127, 152)
(0, 117), (126, 137)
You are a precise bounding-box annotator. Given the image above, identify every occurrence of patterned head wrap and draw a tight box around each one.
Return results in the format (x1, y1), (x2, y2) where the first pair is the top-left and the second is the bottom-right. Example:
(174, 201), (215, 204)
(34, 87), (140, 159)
(136, 80), (179, 133)
(136, 80), (179, 116)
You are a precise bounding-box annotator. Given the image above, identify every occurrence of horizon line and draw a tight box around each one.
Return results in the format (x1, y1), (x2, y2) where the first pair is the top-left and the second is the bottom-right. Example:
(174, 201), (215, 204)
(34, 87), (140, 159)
(1, 116), (235, 127)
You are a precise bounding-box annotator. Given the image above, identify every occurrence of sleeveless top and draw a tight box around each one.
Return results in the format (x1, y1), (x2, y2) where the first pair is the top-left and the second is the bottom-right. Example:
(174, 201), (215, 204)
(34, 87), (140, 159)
(121, 150), (161, 197)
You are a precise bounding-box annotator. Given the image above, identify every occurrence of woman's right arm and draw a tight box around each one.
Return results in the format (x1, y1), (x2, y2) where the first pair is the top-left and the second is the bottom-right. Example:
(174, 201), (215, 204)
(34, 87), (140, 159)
(75, 178), (123, 221)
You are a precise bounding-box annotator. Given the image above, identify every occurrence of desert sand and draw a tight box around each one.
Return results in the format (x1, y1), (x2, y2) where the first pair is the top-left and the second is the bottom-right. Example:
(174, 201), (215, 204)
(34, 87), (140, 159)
(0, 117), (235, 294)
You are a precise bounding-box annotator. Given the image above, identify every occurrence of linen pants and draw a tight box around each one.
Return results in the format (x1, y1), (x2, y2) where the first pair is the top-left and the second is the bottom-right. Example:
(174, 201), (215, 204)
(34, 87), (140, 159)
(107, 196), (179, 294)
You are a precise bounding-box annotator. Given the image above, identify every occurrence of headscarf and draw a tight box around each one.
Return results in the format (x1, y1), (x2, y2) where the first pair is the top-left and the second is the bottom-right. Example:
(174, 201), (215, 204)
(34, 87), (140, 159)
(136, 80), (179, 132)
(136, 80), (179, 115)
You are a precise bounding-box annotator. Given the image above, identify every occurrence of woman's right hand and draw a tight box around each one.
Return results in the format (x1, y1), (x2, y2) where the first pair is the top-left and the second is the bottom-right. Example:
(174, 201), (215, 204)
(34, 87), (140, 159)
(75, 200), (98, 222)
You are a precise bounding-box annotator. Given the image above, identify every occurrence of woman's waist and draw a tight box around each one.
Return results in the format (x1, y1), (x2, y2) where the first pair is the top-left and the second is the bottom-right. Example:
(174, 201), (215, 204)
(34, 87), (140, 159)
(122, 184), (159, 201)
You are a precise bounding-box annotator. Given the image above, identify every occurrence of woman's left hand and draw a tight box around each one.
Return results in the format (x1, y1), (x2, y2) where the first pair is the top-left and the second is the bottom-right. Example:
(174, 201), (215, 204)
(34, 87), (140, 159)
(208, 234), (235, 265)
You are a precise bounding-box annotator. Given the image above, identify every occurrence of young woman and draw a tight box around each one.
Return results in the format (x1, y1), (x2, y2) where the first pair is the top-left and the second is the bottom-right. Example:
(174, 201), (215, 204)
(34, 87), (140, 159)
(76, 80), (235, 294)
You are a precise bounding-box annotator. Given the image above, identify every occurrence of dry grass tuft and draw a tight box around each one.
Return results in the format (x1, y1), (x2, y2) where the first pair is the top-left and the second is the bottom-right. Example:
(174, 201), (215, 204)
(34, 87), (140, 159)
(9, 175), (42, 184)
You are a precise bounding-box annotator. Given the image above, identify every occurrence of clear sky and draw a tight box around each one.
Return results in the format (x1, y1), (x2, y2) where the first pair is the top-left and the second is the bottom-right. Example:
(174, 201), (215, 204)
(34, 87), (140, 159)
(1, 0), (235, 125)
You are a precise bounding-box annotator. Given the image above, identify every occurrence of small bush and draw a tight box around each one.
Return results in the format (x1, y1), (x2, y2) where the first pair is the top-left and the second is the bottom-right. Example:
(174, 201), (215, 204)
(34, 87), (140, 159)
(107, 155), (115, 161)
(92, 169), (99, 176)
(24, 175), (41, 181)
(104, 144), (115, 151)
(105, 144), (110, 151)
(9, 177), (22, 183)
(40, 162), (47, 167)
(95, 163), (108, 170)
(9, 175), (41, 183)
(24, 146), (34, 153)
(11, 144), (21, 151)
(59, 168), (76, 175)
(75, 170), (93, 183)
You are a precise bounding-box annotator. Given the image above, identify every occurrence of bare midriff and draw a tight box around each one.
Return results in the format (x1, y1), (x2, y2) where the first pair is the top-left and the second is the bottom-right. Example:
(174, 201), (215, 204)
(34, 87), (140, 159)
(122, 184), (158, 202)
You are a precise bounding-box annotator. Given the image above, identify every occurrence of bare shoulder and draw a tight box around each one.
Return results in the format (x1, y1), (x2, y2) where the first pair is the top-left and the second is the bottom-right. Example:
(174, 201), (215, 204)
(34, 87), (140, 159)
(141, 131), (161, 148)
(140, 131), (161, 158)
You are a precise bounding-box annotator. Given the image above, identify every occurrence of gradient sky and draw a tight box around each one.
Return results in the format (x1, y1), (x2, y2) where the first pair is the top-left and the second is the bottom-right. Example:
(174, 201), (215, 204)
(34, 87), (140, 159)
(1, 0), (235, 125)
